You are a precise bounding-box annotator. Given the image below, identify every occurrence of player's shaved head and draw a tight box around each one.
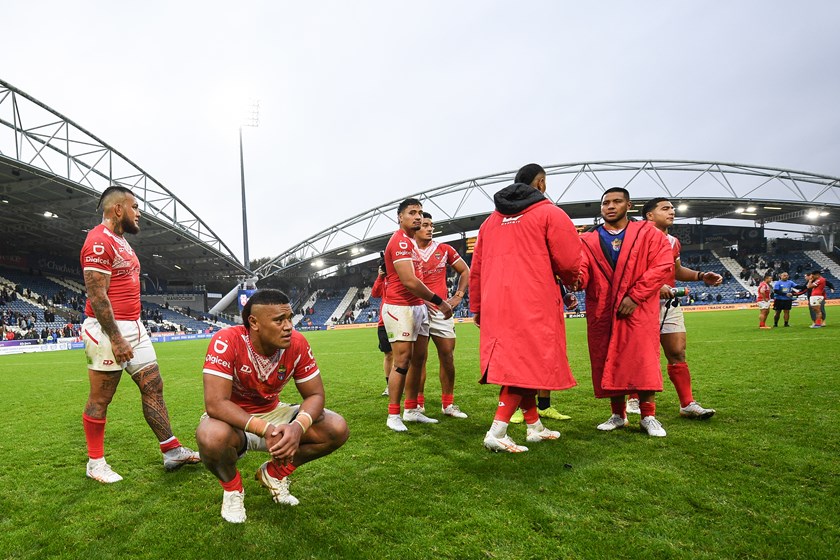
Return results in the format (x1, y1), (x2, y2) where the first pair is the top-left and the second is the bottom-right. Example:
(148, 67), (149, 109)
(514, 163), (546, 187)
(242, 289), (291, 327)
(98, 185), (134, 212)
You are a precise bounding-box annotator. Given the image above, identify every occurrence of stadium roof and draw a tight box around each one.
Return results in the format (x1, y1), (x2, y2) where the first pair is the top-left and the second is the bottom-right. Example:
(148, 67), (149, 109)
(0, 79), (249, 283)
(255, 160), (840, 279)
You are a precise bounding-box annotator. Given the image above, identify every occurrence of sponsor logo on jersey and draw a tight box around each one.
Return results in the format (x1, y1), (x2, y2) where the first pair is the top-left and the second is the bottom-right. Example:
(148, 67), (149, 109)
(92, 243), (105, 256)
(501, 215), (523, 225)
(213, 339), (229, 354)
(398, 241), (408, 249)
(85, 256), (110, 266)
(239, 365), (253, 374)
(206, 354), (232, 369)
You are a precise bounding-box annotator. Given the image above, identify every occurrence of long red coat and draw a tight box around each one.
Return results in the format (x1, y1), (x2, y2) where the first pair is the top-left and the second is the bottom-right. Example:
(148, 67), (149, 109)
(470, 195), (581, 390)
(579, 220), (673, 397)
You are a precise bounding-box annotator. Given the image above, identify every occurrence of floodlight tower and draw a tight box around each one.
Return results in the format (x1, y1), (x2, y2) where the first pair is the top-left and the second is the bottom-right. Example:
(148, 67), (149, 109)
(239, 100), (260, 271)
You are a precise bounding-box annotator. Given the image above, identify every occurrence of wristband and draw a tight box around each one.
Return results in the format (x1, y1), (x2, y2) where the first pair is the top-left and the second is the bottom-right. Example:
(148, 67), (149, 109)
(430, 294), (444, 306)
(292, 419), (308, 434)
(297, 411), (314, 430)
(245, 416), (269, 437)
(697, 271), (704, 281)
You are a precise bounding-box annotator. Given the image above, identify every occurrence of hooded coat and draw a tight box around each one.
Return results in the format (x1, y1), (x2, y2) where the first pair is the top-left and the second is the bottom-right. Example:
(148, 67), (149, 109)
(469, 183), (581, 390)
(579, 220), (673, 397)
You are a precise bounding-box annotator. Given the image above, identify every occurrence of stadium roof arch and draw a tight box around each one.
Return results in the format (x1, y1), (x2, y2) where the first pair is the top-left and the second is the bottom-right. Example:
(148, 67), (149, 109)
(0, 79), (249, 284)
(255, 160), (840, 280)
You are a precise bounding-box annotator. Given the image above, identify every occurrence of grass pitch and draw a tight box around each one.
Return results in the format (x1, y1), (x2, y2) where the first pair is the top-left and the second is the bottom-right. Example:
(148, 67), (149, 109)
(0, 309), (837, 559)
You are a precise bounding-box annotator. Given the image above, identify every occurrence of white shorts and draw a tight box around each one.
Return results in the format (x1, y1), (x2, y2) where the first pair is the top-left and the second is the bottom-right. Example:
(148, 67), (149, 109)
(382, 303), (429, 342)
(659, 302), (686, 335)
(82, 317), (156, 374)
(810, 296), (825, 307)
(757, 301), (771, 310)
(428, 308), (456, 339)
(200, 402), (299, 458)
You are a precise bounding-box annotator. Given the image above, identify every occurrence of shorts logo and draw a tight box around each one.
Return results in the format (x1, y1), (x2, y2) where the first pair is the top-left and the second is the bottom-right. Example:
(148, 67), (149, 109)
(399, 241), (408, 249)
(402, 331), (410, 337)
(213, 339), (229, 354)
(103, 359), (114, 365)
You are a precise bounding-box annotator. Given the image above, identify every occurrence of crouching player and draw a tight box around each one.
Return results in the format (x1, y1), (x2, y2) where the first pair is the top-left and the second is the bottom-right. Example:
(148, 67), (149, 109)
(196, 289), (349, 523)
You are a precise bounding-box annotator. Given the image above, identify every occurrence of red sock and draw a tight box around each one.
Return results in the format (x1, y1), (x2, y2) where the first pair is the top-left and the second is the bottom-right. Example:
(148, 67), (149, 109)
(816, 318), (823, 326)
(667, 363), (694, 407)
(404, 399), (418, 411)
(220, 471), (243, 492)
(610, 398), (626, 418)
(441, 393), (454, 408)
(83, 413), (106, 459)
(628, 392), (639, 401)
(159, 436), (182, 453)
(267, 461), (296, 480)
(388, 403), (401, 415)
(640, 401), (656, 418)
(759, 320), (766, 327)
(494, 386), (523, 422)
(521, 393), (539, 424)
(417, 394), (425, 407)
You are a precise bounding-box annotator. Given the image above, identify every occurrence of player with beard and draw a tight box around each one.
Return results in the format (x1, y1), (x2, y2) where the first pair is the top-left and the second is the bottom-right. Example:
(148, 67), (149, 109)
(80, 185), (200, 483)
(623, 198), (718, 420)
(577, 188), (673, 437)
(413, 212), (470, 419)
(383, 198), (453, 432)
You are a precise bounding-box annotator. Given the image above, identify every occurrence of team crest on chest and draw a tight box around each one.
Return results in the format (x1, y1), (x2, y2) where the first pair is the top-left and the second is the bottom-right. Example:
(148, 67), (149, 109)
(611, 238), (622, 252)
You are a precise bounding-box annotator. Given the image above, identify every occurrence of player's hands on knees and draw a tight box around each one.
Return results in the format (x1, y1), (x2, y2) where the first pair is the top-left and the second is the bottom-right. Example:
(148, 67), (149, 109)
(617, 296), (638, 318)
(438, 300), (453, 320)
(110, 335), (134, 364)
(266, 423), (302, 465)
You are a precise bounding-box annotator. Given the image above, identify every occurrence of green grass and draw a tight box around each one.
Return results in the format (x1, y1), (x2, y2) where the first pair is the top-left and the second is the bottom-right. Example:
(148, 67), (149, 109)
(0, 309), (837, 559)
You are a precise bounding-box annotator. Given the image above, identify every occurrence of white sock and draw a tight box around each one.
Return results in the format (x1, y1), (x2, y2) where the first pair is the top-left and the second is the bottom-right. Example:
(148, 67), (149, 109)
(490, 420), (508, 438)
(526, 419), (545, 432)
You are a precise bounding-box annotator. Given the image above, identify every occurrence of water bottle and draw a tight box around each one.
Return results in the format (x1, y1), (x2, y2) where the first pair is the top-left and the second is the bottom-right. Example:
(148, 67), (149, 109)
(670, 287), (689, 297)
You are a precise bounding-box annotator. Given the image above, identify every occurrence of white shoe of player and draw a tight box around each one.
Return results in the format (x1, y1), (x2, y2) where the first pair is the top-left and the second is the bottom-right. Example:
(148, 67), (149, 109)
(417, 405), (426, 414)
(640, 416), (667, 437)
(526, 426), (561, 443)
(442, 404), (468, 418)
(387, 414), (408, 432)
(86, 458), (123, 484)
(679, 401), (716, 419)
(221, 489), (246, 523)
(403, 408), (438, 424)
(381, 386), (390, 397)
(163, 446), (201, 471)
(483, 432), (529, 453)
(597, 414), (629, 431)
(626, 398), (641, 415)
(255, 462), (299, 505)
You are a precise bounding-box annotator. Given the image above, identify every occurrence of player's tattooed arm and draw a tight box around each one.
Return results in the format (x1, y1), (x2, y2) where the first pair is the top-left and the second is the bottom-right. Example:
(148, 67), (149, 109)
(84, 270), (123, 340)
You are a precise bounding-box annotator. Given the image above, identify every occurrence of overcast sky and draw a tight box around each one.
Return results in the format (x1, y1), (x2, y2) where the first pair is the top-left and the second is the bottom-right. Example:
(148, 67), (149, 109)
(3, 1), (839, 263)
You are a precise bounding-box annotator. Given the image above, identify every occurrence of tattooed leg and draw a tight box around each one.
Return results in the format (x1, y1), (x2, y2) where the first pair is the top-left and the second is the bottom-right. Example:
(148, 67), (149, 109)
(130, 363), (174, 441)
(85, 369), (122, 418)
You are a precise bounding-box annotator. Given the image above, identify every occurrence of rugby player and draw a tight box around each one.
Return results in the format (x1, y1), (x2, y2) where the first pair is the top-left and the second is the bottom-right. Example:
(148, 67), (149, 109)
(757, 273), (774, 329)
(807, 270), (827, 328)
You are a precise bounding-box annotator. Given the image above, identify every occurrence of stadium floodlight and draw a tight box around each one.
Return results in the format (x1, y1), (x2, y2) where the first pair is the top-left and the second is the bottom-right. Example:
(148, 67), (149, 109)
(677, 203), (688, 212)
(43, 211), (58, 218)
(174, 264), (182, 270)
(735, 207), (745, 213)
(1, 198), (8, 203)
(239, 99), (260, 271)
(806, 210), (819, 219)
(819, 211), (829, 216)
(746, 206), (756, 212)
(312, 259), (324, 268)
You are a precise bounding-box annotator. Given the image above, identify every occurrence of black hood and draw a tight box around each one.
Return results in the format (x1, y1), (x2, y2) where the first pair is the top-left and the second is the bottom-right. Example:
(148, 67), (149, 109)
(493, 183), (547, 215)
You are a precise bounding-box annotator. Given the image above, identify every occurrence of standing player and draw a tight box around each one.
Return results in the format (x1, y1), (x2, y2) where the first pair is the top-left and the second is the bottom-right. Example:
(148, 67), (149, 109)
(80, 185), (200, 483)
(196, 289), (349, 523)
(757, 273), (774, 329)
(471, 163), (581, 453)
(772, 272), (797, 327)
(371, 260), (392, 396)
(807, 270), (827, 328)
(625, 198), (718, 420)
(414, 212), (470, 419)
(383, 198), (454, 432)
(577, 188), (673, 437)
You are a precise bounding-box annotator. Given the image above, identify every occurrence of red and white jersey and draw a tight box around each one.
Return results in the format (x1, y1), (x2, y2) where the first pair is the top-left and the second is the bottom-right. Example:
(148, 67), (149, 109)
(666, 233), (681, 286)
(416, 241), (463, 301)
(371, 274), (387, 327)
(811, 276), (826, 297)
(81, 224), (141, 321)
(757, 281), (773, 302)
(383, 229), (424, 306)
(202, 326), (320, 414)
